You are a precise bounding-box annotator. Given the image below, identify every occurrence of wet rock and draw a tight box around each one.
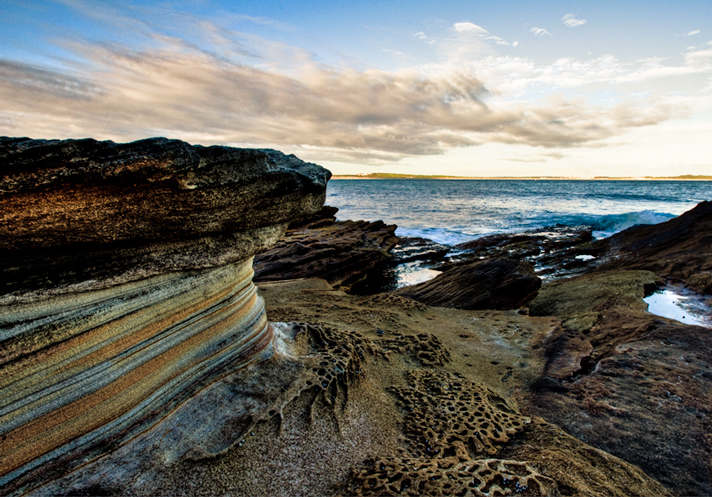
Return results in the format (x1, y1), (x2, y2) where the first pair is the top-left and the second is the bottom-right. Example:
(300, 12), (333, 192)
(393, 257), (541, 310)
(594, 200), (712, 293)
(0, 137), (330, 495)
(253, 213), (400, 292)
(441, 226), (598, 280)
(390, 237), (450, 263)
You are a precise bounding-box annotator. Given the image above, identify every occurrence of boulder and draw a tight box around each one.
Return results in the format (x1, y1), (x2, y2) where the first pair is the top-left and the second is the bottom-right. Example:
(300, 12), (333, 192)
(393, 257), (541, 310)
(0, 137), (330, 495)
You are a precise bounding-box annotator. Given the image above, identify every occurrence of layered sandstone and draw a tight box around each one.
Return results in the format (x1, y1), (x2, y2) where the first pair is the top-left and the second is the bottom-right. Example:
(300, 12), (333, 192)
(0, 137), (330, 495)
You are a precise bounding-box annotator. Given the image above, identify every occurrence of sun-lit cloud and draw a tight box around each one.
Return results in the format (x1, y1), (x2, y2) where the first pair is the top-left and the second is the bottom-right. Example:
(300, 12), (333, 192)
(530, 27), (552, 37)
(686, 30), (701, 36)
(453, 22), (488, 34)
(562, 14), (586, 28)
(0, 4), (710, 167)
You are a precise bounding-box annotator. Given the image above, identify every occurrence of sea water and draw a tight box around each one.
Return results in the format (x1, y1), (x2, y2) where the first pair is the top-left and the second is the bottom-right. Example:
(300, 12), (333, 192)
(327, 179), (712, 325)
(327, 179), (712, 245)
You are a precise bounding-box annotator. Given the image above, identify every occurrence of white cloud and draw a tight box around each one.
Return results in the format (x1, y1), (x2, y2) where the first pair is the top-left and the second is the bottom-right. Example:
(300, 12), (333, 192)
(513, 41), (519, 47)
(486, 35), (509, 46)
(562, 14), (586, 28)
(530, 27), (552, 37)
(0, 5), (710, 166)
(686, 30), (701, 36)
(415, 31), (428, 40)
(453, 22), (488, 34)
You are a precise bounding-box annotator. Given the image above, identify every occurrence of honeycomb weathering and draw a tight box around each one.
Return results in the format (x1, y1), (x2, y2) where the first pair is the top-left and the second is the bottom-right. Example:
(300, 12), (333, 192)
(349, 370), (550, 496)
(391, 370), (530, 457)
(350, 457), (557, 496)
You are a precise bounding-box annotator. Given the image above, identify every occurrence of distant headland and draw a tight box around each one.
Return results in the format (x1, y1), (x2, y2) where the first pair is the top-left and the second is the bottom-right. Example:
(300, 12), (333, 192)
(332, 172), (712, 180)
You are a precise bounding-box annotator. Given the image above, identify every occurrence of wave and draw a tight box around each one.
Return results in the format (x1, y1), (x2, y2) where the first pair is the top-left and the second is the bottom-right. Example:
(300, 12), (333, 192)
(551, 210), (675, 238)
(395, 210), (676, 246)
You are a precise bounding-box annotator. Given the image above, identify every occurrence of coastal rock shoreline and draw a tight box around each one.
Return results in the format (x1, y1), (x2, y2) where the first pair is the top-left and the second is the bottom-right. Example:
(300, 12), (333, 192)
(2, 137), (709, 496)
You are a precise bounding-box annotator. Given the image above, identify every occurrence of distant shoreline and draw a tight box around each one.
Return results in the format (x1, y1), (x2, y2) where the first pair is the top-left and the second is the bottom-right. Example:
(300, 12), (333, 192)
(332, 173), (712, 181)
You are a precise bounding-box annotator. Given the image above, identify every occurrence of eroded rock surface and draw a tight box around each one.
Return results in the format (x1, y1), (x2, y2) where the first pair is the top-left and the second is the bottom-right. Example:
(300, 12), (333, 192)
(0, 137), (330, 495)
(393, 257), (541, 310)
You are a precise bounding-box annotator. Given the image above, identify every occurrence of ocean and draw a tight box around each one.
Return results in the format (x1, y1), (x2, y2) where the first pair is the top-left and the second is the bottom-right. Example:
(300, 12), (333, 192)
(326, 179), (712, 244)
(327, 178), (712, 326)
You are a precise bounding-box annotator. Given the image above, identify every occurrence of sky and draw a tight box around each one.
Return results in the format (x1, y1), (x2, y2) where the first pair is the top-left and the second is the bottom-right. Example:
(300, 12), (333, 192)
(1, 1), (711, 177)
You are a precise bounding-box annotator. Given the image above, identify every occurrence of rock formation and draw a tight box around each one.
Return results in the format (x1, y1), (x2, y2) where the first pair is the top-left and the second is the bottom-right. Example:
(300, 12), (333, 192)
(393, 257), (541, 310)
(528, 269), (712, 496)
(593, 200), (712, 294)
(253, 206), (399, 292)
(1, 137), (691, 496)
(0, 137), (330, 495)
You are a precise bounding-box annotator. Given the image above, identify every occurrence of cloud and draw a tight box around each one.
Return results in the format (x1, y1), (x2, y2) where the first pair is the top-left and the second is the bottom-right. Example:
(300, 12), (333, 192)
(562, 14), (586, 28)
(513, 41), (519, 47)
(0, 6), (708, 165)
(686, 30), (700, 36)
(530, 27), (552, 37)
(453, 22), (488, 34)
(486, 35), (510, 46)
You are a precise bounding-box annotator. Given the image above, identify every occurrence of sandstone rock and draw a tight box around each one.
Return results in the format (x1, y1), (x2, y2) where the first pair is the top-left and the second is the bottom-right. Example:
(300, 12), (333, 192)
(0, 137), (330, 495)
(253, 210), (399, 292)
(393, 257), (541, 310)
(529, 269), (712, 496)
(593, 200), (712, 293)
(0, 136), (330, 296)
(31, 278), (667, 496)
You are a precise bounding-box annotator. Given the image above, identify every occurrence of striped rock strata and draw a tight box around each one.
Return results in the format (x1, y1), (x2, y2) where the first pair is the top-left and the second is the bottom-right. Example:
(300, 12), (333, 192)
(0, 137), (330, 494)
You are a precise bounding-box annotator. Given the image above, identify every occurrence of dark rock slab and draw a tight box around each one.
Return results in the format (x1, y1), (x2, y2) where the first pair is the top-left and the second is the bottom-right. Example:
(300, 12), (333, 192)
(593, 200), (712, 293)
(392, 257), (541, 310)
(253, 213), (400, 292)
(439, 226), (599, 280)
(390, 237), (451, 263)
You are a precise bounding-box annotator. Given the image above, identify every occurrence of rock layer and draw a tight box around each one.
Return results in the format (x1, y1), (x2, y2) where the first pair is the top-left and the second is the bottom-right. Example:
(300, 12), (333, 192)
(593, 200), (712, 293)
(254, 207), (399, 291)
(0, 137), (330, 495)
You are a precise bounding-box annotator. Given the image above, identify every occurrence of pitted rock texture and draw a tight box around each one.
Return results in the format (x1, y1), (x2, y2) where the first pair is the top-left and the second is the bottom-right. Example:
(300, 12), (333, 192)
(350, 457), (557, 496)
(253, 207), (399, 292)
(393, 258), (541, 310)
(390, 371), (530, 458)
(0, 137), (330, 495)
(0, 136), (330, 295)
(348, 370), (548, 496)
(375, 333), (451, 367)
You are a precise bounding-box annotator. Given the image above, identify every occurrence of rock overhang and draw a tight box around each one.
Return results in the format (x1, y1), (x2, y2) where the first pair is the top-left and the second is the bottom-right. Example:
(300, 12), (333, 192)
(0, 137), (331, 495)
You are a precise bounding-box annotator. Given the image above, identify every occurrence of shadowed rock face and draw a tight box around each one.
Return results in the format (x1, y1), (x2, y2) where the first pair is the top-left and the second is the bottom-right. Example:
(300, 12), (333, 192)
(254, 207), (400, 292)
(0, 137), (330, 495)
(393, 257), (541, 310)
